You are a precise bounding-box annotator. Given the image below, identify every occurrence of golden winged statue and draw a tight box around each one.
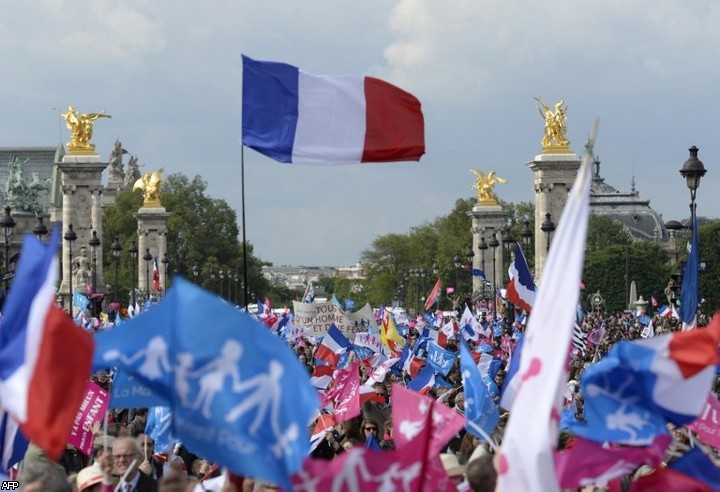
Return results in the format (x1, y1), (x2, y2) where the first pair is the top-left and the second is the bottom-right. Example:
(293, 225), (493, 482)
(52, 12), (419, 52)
(470, 169), (507, 205)
(56, 105), (111, 154)
(133, 168), (164, 207)
(534, 97), (570, 152)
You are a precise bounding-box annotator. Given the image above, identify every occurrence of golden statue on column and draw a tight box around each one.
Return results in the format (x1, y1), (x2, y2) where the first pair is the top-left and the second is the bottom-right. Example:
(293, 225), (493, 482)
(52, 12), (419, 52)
(56, 105), (111, 155)
(133, 168), (164, 208)
(535, 97), (571, 153)
(470, 169), (507, 205)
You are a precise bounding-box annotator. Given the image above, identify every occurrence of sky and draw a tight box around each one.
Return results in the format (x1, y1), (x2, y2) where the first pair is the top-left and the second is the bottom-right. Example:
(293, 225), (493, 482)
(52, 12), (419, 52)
(2, 0), (720, 267)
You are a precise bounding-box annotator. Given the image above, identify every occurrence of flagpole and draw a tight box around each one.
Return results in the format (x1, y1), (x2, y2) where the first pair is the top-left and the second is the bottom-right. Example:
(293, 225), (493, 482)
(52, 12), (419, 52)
(241, 144), (249, 309)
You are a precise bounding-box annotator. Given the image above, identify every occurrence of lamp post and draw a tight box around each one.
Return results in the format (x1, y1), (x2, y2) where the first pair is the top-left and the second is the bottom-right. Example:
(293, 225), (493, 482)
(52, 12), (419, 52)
(541, 213), (555, 253)
(680, 146), (707, 215)
(520, 220), (533, 264)
(128, 241), (138, 308)
(488, 233), (500, 320)
(452, 253), (462, 307)
(89, 230), (100, 295)
(161, 255), (169, 293)
(219, 269), (225, 299)
(502, 229), (515, 283)
(143, 248), (152, 296)
(665, 220), (683, 264)
(465, 246), (474, 302)
(679, 146), (707, 318)
(210, 268), (216, 293)
(234, 272), (239, 304)
(192, 263), (199, 285)
(0, 207), (15, 295)
(111, 237), (122, 302)
(33, 216), (48, 241)
(64, 224), (77, 311)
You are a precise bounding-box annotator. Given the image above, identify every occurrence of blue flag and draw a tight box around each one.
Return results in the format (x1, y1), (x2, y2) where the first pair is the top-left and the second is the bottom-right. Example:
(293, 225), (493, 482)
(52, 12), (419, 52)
(109, 370), (166, 409)
(460, 341), (499, 442)
(364, 433), (382, 450)
(145, 407), (174, 452)
(73, 290), (90, 310)
(427, 342), (455, 376)
(669, 447), (720, 489)
(93, 278), (317, 490)
(680, 212), (699, 328)
(344, 299), (355, 311)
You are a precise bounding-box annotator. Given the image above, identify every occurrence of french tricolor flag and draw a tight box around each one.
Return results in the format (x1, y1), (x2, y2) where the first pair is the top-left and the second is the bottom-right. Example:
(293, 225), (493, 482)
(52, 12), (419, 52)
(0, 230), (94, 460)
(506, 243), (537, 313)
(314, 325), (351, 367)
(242, 55), (425, 165)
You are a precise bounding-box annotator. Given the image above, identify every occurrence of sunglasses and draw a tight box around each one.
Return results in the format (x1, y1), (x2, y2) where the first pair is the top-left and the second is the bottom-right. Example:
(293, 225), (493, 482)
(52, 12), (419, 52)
(364, 427), (377, 431)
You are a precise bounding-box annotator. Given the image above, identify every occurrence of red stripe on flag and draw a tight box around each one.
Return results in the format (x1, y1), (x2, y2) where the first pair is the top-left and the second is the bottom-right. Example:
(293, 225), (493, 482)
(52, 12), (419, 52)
(362, 77), (425, 163)
(24, 305), (94, 460)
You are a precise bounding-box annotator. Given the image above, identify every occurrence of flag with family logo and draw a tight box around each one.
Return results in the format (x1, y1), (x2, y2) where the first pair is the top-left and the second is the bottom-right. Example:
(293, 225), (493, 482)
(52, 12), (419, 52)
(427, 342), (455, 376)
(73, 290), (90, 310)
(92, 277), (317, 491)
(145, 407), (174, 453)
(460, 341), (499, 442)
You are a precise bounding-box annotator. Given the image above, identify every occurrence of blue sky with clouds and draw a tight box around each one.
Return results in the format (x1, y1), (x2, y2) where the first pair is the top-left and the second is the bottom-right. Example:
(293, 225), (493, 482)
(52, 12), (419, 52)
(2, 0), (719, 266)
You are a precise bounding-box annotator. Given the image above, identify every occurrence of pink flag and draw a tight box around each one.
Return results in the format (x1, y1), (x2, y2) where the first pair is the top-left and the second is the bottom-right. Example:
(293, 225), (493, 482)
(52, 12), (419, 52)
(67, 381), (109, 456)
(331, 360), (361, 422)
(554, 434), (670, 488)
(688, 393), (720, 449)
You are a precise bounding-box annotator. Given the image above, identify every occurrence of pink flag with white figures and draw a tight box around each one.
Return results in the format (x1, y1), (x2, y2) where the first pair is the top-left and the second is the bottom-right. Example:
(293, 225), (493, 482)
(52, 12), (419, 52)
(331, 361), (361, 422)
(554, 434), (670, 488)
(292, 383), (462, 491)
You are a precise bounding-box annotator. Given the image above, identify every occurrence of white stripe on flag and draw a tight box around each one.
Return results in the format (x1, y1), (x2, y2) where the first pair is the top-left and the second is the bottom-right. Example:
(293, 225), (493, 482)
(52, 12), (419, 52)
(498, 120), (598, 492)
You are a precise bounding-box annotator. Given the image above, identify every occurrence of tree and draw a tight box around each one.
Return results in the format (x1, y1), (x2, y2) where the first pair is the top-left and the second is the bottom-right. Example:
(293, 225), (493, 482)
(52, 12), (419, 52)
(102, 173), (269, 306)
(586, 215), (633, 252)
(698, 220), (720, 312)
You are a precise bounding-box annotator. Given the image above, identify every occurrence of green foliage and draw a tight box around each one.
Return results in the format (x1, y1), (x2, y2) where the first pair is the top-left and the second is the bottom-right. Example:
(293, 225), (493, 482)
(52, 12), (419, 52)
(102, 173), (269, 306)
(583, 240), (671, 313)
(586, 216), (633, 252)
(698, 220), (720, 312)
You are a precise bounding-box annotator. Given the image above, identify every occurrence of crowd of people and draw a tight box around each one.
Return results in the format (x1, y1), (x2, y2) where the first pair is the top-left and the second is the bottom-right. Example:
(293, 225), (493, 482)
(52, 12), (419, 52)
(9, 297), (719, 492)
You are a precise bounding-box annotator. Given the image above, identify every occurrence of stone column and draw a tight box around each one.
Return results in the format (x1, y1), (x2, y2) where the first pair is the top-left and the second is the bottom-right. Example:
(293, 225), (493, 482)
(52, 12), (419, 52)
(527, 153), (581, 280)
(469, 204), (507, 292)
(56, 154), (108, 308)
(135, 206), (171, 298)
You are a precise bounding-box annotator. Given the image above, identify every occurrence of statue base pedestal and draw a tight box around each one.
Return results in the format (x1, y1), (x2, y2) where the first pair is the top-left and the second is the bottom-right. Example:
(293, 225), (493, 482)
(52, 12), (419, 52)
(468, 204), (507, 293)
(135, 207), (172, 296)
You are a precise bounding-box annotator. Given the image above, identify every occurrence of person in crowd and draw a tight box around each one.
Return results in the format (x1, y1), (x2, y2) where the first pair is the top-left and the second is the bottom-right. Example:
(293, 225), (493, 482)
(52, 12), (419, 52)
(136, 434), (163, 480)
(112, 437), (158, 492)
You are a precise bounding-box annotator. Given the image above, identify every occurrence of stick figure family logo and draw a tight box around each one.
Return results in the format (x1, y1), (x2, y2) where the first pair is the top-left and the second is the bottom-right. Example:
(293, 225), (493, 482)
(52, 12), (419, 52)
(103, 338), (299, 455)
(585, 373), (654, 443)
(323, 449), (422, 492)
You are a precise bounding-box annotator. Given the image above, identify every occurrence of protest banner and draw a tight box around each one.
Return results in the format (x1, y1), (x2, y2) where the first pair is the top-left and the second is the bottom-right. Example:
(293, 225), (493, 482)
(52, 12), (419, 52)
(68, 381), (109, 456)
(292, 302), (377, 338)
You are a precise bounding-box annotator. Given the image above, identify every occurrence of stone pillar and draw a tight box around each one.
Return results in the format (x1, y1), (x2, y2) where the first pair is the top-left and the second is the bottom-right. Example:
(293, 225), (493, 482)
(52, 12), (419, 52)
(56, 154), (108, 307)
(527, 153), (581, 280)
(135, 206), (171, 298)
(469, 205), (507, 292)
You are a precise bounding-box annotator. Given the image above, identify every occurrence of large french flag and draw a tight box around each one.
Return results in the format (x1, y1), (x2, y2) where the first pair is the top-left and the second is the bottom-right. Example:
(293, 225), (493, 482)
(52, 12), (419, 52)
(506, 243), (537, 313)
(0, 230), (94, 460)
(242, 55), (425, 164)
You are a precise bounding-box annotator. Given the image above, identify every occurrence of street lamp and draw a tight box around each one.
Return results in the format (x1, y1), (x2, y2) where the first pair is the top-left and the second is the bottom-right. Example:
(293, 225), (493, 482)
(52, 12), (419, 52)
(192, 263), (199, 284)
(210, 268), (216, 292)
(680, 146), (707, 210)
(33, 216), (48, 241)
(128, 241), (138, 308)
(520, 220), (533, 257)
(452, 252), (462, 301)
(143, 248), (152, 295)
(488, 233), (500, 320)
(89, 230), (100, 294)
(0, 207), (15, 294)
(161, 255), (169, 292)
(111, 237), (122, 302)
(219, 269), (225, 299)
(64, 224), (77, 309)
(234, 272), (239, 304)
(541, 213), (556, 252)
(478, 236), (488, 274)
(665, 220), (683, 264)
(502, 229), (515, 282)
